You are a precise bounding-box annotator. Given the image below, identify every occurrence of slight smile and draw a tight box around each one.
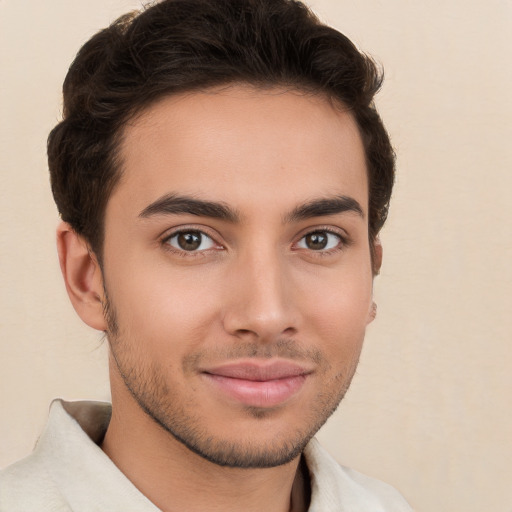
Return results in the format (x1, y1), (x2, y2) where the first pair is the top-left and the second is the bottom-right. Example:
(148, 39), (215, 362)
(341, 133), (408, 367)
(201, 360), (314, 408)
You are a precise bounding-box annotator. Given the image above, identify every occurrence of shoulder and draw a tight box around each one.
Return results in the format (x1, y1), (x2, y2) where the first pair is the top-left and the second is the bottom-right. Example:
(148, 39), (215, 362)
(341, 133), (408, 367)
(0, 399), (104, 512)
(304, 439), (413, 512)
(0, 454), (71, 512)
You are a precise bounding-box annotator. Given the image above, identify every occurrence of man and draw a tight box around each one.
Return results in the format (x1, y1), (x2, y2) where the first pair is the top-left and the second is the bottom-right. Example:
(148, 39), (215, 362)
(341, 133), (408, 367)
(0, 0), (412, 510)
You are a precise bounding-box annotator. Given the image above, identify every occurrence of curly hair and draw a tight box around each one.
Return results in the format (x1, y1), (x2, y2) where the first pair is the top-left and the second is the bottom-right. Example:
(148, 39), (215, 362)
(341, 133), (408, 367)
(48, 0), (395, 260)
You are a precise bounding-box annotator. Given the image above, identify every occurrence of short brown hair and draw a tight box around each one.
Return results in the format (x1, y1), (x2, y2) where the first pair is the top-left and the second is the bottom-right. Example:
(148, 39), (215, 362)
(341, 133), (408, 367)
(48, 0), (395, 258)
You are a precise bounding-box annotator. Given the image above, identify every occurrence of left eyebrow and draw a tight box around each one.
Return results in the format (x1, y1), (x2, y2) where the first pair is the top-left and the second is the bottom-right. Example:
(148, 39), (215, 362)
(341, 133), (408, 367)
(138, 193), (240, 222)
(284, 195), (365, 223)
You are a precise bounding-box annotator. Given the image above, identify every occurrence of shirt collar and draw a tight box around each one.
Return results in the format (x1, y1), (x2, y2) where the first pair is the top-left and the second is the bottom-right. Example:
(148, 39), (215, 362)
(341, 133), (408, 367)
(36, 399), (405, 512)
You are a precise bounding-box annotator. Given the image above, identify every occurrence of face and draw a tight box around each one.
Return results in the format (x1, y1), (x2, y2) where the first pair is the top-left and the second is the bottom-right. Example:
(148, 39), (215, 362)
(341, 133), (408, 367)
(101, 86), (375, 468)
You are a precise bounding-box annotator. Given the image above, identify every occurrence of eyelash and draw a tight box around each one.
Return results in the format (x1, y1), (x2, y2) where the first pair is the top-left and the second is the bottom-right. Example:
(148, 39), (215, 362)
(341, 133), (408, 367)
(161, 227), (222, 257)
(160, 226), (350, 257)
(294, 228), (349, 256)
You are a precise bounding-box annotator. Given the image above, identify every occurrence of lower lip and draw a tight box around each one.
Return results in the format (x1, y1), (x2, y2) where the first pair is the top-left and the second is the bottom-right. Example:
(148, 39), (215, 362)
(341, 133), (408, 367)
(203, 374), (307, 408)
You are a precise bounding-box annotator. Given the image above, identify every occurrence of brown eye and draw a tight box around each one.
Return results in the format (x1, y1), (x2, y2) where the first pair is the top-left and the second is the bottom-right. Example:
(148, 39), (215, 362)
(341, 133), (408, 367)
(297, 231), (342, 251)
(166, 230), (215, 252)
(177, 232), (201, 250)
(305, 232), (328, 250)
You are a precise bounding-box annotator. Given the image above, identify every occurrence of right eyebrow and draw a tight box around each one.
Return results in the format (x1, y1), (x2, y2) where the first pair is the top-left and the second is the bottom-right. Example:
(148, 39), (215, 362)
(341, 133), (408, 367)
(138, 193), (241, 223)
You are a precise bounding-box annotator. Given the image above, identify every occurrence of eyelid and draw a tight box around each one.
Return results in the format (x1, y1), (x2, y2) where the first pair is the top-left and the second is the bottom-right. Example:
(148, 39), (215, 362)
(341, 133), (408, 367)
(158, 223), (350, 255)
(160, 225), (225, 254)
(293, 225), (351, 252)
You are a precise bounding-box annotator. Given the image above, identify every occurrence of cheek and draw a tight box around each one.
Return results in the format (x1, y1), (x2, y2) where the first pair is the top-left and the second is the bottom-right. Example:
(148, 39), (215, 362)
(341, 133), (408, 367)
(298, 267), (373, 351)
(106, 261), (224, 351)
(309, 292), (370, 345)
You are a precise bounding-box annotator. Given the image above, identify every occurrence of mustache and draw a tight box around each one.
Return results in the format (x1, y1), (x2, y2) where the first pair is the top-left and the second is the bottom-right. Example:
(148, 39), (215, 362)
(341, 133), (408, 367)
(182, 338), (325, 370)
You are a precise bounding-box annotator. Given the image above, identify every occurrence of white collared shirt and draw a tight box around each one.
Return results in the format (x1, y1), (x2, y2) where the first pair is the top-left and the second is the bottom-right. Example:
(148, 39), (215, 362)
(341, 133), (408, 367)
(0, 400), (412, 511)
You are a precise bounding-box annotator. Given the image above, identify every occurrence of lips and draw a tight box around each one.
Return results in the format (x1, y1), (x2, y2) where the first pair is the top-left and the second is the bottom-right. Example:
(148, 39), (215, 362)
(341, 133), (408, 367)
(201, 360), (312, 408)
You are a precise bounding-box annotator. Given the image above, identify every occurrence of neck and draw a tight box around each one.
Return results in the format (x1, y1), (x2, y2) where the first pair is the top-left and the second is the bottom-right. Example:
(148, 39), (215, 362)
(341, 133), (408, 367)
(101, 387), (310, 512)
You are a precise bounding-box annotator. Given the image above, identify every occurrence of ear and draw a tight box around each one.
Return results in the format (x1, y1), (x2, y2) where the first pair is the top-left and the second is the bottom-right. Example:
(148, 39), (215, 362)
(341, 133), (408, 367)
(367, 237), (383, 325)
(372, 236), (383, 276)
(56, 222), (107, 331)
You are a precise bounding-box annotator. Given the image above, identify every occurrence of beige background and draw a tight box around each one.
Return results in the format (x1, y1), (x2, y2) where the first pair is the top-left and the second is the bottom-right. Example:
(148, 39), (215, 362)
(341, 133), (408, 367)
(1, 0), (511, 510)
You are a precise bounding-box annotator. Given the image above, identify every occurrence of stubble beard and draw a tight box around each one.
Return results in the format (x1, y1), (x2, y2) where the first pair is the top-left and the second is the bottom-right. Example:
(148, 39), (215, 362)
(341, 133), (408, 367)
(103, 293), (360, 469)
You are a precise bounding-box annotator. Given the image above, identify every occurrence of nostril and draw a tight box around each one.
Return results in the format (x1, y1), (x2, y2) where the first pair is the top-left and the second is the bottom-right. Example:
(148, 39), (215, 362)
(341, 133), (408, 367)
(236, 329), (254, 336)
(282, 327), (297, 336)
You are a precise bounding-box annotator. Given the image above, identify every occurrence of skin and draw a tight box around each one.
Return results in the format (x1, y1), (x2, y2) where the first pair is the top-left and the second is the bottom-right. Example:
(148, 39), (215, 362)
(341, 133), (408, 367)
(58, 85), (381, 512)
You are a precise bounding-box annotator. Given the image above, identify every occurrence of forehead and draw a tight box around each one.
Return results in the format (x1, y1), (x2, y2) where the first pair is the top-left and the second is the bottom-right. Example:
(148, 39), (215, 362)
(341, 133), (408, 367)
(112, 86), (368, 217)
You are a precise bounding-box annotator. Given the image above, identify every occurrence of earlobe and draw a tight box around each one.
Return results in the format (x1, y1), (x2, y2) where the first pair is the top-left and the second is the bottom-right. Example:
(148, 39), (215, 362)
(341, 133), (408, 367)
(56, 222), (107, 331)
(367, 301), (377, 324)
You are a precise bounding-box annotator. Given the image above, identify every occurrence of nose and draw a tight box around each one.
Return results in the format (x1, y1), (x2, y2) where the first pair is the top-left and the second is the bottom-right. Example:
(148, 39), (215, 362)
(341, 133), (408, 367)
(221, 247), (299, 343)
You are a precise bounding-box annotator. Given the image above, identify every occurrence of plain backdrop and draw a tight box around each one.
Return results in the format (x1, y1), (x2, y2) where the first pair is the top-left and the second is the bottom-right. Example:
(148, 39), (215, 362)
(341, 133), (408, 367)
(1, 1), (511, 511)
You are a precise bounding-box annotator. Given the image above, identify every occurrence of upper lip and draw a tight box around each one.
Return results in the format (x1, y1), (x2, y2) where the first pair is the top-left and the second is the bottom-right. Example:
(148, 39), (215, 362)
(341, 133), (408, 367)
(202, 360), (313, 381)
